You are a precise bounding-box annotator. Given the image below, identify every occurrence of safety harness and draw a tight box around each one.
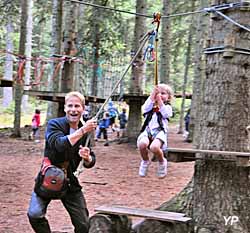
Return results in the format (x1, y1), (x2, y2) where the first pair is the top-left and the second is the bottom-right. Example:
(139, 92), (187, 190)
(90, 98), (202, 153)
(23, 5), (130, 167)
(140, 103), (171, 134)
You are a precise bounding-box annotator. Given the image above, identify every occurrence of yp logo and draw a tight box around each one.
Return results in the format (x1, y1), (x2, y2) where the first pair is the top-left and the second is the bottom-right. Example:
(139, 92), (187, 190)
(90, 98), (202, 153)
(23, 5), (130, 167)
(223, 216), (239, 226)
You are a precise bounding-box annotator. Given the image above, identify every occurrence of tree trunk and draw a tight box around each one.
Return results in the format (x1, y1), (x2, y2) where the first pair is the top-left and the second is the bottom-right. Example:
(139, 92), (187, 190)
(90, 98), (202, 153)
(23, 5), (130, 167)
(193, 2), (250, 232)
(160, 0), (171, 84)
(127, 0), (147, 143)
(3, 19), (14, 108)
(187, 0), (209, 144)
(46, 0), (63, 120)
(61, 0), (77, 93)
(177, 0), (195, 135)
(13, 0), (28, 137)
(22, 0), (33, 110)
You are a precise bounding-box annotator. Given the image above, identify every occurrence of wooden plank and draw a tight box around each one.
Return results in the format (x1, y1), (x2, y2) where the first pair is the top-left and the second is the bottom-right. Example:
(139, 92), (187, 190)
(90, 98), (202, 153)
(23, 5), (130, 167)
(168, 147), (250, 157)
(166, 150), (195, 162)
(95, 205), (191, 223)
(23, 90), (106, 103)
(0, 79), (13, 87)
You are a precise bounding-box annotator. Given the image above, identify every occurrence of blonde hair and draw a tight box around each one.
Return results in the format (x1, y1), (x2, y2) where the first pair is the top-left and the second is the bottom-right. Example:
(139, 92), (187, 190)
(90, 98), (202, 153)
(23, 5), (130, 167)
(65, 91), (85, 107)
(158, 83), (174, 102)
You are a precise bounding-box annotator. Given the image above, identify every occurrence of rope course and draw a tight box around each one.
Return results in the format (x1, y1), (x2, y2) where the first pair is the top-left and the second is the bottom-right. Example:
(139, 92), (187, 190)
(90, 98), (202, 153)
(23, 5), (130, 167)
(68, 0), (250, 26)
(74, 30), (151, 177)
(0, 49), (123, 88)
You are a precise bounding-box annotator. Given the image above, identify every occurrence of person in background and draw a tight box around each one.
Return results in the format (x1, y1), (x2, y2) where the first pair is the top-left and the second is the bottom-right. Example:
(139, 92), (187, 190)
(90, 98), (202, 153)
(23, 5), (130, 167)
(118, 108), (128, 138)
(82, 104), (91, 122)
(96, 112), (110, 146)
(107, 100), (119, 131)
(27, 91), (97, 233)
(183, 108), (191, 141)
(137, 84), (173, 179)
(30, 109), (41, 142)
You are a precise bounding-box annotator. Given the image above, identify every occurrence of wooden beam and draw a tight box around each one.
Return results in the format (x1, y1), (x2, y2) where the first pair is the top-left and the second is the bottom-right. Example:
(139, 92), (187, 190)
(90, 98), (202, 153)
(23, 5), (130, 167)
(166, 147), (250, 166)
(23, 90), (106, 104)
(168, 147), (250, 157)
(95, 205), (191, 223)
(0, 79), (13, 87)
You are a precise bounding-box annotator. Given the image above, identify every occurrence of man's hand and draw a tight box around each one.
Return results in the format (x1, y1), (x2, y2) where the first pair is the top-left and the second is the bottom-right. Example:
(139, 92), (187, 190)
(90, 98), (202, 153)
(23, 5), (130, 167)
(78, 145), (92, 163)
(80, 118), (97, 135)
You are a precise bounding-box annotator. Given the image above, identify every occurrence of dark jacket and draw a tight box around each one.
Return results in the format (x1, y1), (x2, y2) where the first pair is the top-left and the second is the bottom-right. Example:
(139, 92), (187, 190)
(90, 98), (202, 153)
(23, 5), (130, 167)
(44, 116), (96, 192)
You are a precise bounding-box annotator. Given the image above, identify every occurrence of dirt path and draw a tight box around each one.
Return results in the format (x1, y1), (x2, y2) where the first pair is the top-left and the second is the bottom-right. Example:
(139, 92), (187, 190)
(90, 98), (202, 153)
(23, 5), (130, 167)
(0, 125), (194, 232)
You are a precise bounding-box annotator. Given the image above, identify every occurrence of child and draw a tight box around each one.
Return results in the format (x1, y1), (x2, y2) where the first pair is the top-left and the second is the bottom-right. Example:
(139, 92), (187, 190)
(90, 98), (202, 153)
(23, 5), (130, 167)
(183, 108), (190, 140)
(30, 109), (41, 142)
(96, 112), (110, 146)
(137, 84), (173, 178)
(118, 108), (128, 138)
(107, 100), (119, 131)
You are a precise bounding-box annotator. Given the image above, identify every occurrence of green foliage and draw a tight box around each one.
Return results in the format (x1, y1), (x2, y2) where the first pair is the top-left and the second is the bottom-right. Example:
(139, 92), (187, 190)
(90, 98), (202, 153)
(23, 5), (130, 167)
(0, 97), (47, 127)
(171, 98), (191, 122)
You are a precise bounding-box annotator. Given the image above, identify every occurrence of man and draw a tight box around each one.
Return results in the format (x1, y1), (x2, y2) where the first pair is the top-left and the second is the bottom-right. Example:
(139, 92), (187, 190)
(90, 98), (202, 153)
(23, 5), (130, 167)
(27, 91), (97, 233)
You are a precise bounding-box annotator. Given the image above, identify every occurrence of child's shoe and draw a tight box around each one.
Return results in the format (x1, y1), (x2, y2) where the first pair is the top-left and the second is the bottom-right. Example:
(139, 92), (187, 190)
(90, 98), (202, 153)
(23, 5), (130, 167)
(157, 158), (168, 179)
(139, 160), (150, 177)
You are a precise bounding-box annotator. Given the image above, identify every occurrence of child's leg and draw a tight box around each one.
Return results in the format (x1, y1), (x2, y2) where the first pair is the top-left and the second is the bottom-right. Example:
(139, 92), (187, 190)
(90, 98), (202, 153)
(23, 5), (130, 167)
(138, 137), (150, 161)
(96, 127), (101, 139)
(149, 139), (164, 162)
(34, 128), (40, 141)
(103, 128), (108, 140)
(150, 138), (167, 178)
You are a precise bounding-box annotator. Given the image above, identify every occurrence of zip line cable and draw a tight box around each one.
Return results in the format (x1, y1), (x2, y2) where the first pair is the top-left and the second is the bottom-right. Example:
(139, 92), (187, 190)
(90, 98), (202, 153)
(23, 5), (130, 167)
(214, 10), (250, 33)
(69, 0), (151, 18)
(74, 30), (151, 178)
(68, 0), (250, 34)
(68, 0), (250, 20)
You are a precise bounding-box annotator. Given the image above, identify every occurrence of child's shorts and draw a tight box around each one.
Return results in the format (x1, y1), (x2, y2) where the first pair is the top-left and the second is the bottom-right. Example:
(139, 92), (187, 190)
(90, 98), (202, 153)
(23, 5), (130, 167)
(137, 128), (168, 151)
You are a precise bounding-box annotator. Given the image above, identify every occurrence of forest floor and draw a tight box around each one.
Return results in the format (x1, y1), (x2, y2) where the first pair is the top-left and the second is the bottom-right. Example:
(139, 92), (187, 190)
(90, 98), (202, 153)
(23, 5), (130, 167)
(0, 124), (194, 233)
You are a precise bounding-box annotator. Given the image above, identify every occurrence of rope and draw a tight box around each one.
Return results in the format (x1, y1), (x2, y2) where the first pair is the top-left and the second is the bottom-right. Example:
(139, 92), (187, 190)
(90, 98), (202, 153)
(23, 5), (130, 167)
(214, 10), (250, 33)
(68, 0), (151, 18)
(153, 13), (161, 86)
(74, 30), (151, 178)
(67, 0), (250, 36)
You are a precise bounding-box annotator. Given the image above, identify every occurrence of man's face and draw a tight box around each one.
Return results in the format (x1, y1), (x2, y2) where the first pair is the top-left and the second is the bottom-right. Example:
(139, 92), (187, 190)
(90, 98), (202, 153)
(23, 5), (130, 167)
(64, 96), (84, 124)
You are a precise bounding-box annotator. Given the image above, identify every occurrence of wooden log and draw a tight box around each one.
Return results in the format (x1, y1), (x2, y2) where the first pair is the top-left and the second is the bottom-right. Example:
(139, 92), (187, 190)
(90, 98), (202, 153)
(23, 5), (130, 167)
(89, 213), (132, 233)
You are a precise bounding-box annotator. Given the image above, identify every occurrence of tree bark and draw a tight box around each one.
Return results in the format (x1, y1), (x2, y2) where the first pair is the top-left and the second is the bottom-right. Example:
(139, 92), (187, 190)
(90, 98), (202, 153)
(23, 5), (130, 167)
(22, 0), (33, 110)
(46, 0), (63, 120)
(13, 0), (28, 137)
(187, 0), (209, 144)
(193, 2), (250, 232)
(61, 0), (77, 93)
(178, 0), (195, 135)
(127, 0), (147, 143)
(160, 0), (171, 84)
(3, 19), (14, 108)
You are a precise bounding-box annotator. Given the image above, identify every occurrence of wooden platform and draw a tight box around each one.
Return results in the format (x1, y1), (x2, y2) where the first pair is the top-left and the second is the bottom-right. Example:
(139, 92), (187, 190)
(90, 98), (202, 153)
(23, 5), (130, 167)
(0, 78), (13, 87)
(112, 93), (192, 102)
(23, 90), (106, 104)
(166, 147), (250, 166)
(95, 205), (191, 223)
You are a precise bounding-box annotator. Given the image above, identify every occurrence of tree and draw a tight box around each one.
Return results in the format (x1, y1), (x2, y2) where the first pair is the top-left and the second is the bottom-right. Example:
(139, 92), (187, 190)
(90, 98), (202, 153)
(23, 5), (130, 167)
(126, 0), (147, 142)
(46, 0), (63, 121)
(60, 0), (78, 93)
(134, 1), (250, 233)
(22, 0), (33, 110)
(2, 18), (14, 108)
(177, 0), (196, 135)
(13, 0), (28, 137)
(159, 0), (171, 83)
(192, 1), (250, 231)
(187, 0), (209, 144)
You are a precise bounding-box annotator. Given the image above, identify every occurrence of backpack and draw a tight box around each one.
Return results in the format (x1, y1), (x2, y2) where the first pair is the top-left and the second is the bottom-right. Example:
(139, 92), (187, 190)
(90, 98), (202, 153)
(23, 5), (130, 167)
(34, 157), (69, 199)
